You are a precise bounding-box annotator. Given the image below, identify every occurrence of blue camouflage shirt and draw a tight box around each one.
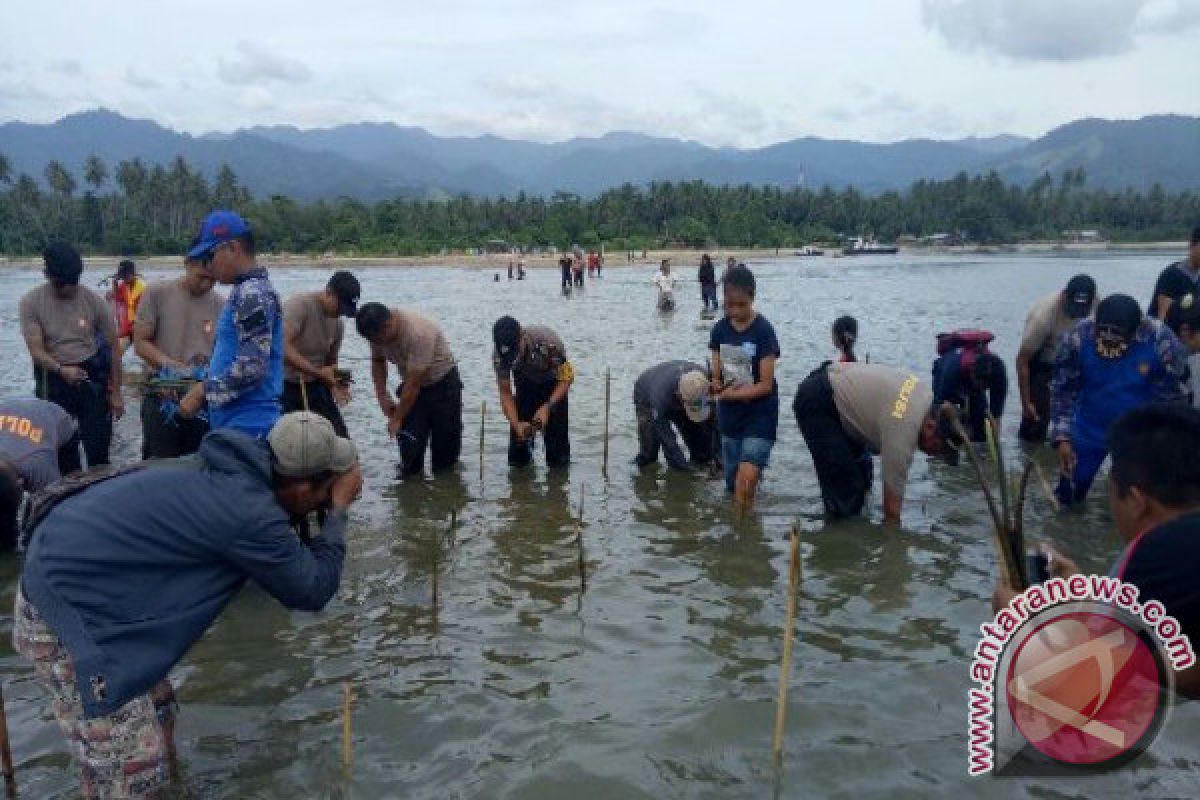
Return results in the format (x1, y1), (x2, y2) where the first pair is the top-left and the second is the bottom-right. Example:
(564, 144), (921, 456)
(1050, 317), (1186, 444)
(205, 267), (284, 436)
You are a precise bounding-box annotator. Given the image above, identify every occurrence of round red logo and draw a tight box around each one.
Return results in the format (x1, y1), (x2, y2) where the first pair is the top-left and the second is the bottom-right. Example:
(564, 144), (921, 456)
(1005, 610), (1165, 766)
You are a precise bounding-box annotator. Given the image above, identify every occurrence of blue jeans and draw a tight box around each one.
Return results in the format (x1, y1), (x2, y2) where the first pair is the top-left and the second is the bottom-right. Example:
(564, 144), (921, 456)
(722, 435), (774, 491)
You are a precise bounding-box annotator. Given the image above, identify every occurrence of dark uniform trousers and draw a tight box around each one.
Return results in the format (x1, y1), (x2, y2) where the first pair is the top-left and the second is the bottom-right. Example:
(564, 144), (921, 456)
(281, 380), (350, 438)
(793, 364), (874, 518)
(508, 374), (570, 467)
(1017, 361), (1052, 443)
(35, 368), (111, 474)
(396, 367), (463, 475)
(141, 393), (210, 459)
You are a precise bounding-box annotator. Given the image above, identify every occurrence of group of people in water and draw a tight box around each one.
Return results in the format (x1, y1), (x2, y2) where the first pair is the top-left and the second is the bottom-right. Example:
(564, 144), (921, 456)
(3, 210), (1200, 797)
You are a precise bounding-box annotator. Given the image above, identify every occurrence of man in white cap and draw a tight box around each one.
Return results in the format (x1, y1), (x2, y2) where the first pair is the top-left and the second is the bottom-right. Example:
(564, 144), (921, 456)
(14, 412), (360, 797)
(633, 360), (718, 472)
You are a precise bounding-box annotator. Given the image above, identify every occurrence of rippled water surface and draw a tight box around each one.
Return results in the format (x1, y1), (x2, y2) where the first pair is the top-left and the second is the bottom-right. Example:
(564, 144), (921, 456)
(2, 252), (1198, 798)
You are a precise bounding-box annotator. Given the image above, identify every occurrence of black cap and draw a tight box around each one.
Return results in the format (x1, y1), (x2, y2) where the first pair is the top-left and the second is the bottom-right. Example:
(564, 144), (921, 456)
(1064, 274), (1097, 319)
(117, 259), (137, 279)
(43, 241), (83, 284)
(327, 271), (360, 317)
(493, 316), (521, 370)
(1096, 294), (1142, 338)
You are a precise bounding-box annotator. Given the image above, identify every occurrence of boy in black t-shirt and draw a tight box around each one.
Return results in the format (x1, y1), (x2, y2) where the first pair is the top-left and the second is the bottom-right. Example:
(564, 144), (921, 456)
(995, 405), (1200, 696)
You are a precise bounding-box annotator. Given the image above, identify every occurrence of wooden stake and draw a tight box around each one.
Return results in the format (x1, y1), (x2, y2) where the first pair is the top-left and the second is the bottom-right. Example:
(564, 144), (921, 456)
(479, 401), (486, 483)
(299, 379), (310, 412)
(341, 681), (353, 773)
(1031, 461), (1061, 513)
(576, 483), (587, 594)
(0, 682), (14, 793)
(771, 528), (802, 764)
(986, 415), (1011, 541)
(602, 369), (611, 480)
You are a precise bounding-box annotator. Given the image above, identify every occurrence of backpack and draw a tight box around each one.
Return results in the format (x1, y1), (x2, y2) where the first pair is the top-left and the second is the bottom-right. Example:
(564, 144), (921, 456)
(936, 329), (995, 375)
(18, 457), (202, 553)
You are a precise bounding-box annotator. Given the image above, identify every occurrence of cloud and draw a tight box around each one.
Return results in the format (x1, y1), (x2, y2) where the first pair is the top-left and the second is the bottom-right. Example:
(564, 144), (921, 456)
(217, 41), (312, 85)
(921, 0), (1146, 61)
(125, 67), (161, 90)
(1137, 0), (1200, 33)
(47, 59), (83, 76)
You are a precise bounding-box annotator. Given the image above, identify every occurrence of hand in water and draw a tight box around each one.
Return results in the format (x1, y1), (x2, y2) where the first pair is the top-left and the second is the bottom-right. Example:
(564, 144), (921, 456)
(1056, 440), (1076, 477)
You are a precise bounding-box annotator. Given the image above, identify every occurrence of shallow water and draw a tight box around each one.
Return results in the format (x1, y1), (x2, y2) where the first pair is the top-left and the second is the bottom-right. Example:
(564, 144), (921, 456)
(2, 252), (1198, 798)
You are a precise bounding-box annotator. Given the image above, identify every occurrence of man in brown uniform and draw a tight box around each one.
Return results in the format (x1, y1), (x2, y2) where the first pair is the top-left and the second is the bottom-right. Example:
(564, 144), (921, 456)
(134, 253), (224, 458)
(492, 316), (574, 467)
(794, 362), (961, 522)
(281, 272), (360, 438)
(355, 302), (462, 475)
(19, 242), (123, 472)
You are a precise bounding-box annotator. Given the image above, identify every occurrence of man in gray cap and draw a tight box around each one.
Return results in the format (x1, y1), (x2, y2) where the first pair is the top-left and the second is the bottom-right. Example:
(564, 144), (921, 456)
(633, 360), (718, 472)
(14, 412), (360, 798)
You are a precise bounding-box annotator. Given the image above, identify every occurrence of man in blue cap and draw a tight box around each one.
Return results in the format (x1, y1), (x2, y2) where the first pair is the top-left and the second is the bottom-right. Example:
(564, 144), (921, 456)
(179, 212), (284, 439)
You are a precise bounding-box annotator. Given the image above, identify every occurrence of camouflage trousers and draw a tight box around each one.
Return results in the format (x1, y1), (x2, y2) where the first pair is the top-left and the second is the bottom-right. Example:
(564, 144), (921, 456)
(12, 589), (178, 799)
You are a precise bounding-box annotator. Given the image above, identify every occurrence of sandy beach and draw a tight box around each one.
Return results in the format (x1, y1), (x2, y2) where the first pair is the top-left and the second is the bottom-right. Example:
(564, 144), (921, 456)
(0, 241), (1185, 272)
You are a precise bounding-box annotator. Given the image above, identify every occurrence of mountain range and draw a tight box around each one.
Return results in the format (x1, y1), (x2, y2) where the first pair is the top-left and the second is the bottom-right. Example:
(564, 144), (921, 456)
(0, 110), (1196, 202)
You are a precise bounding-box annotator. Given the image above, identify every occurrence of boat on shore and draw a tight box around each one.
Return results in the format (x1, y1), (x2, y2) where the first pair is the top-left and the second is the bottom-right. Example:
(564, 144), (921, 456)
(793, 246), (825, 256)
(842, 236), (898, 256)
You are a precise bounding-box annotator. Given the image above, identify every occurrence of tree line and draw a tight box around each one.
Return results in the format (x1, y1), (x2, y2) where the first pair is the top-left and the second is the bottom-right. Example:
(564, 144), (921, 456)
(1, 152), (1197, 257)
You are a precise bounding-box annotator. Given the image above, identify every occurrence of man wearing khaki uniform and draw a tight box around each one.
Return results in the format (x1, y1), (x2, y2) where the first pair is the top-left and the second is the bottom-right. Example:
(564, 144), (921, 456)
(134, 255), (224, 458)
(794, 362), (962, 522)
(19, 243), (123, 473)
(281, 272), (360, 438)
(355, 303), (463, 475)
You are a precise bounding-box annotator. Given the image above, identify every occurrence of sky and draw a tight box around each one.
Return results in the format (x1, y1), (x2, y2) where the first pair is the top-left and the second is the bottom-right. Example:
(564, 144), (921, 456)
(0, 0), (1197, 147)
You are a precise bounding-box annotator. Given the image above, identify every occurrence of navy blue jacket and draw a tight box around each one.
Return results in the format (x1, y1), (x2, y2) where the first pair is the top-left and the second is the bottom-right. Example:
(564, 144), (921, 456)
(21, 430), (346, 717)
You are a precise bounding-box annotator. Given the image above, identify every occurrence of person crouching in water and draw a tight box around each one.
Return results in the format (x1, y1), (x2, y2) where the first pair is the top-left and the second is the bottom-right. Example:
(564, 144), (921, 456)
(832, 315), (858, 362)
(14, 412), (362, 798)
(1051, 293), (1187, 506)
(931, 330), (1007, 442)
(708, 265), (780, 508)
(633, 361), (718, 472)
(794, 362), (963, 522)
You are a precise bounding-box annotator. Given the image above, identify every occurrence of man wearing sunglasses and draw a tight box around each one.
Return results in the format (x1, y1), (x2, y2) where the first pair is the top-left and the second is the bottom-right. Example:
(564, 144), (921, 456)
(1050, 293), (1188, 506)
(178, 212), (284, 439)
(19, 242), (123, 472)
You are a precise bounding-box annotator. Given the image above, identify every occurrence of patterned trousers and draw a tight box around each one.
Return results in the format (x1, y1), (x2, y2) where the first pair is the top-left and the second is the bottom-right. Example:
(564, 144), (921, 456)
(12, 589), (177, 799)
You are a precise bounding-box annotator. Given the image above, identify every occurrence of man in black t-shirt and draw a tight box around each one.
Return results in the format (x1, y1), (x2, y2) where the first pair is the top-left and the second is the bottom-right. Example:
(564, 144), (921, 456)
(1147, 224), (1200, 319)
(994, 405), (1200, 697)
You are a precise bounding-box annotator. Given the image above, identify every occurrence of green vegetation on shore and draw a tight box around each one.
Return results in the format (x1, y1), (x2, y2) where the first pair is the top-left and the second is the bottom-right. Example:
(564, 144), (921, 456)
(0, 153), (1196, 257)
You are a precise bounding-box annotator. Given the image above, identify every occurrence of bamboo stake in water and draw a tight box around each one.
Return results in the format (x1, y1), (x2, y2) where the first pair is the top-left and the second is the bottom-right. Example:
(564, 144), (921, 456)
(0, 682), (14, 794)
(479, 401), (486, 483)
(299, 379), (310, 412)
(577, 483), (587, 594)
(341, 681), (353, 773)
(1031, 461), (1061, 513)
(602, 369), (611, 480)
(948, 413), (1021, 590)
(771, 528), (802, 764)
